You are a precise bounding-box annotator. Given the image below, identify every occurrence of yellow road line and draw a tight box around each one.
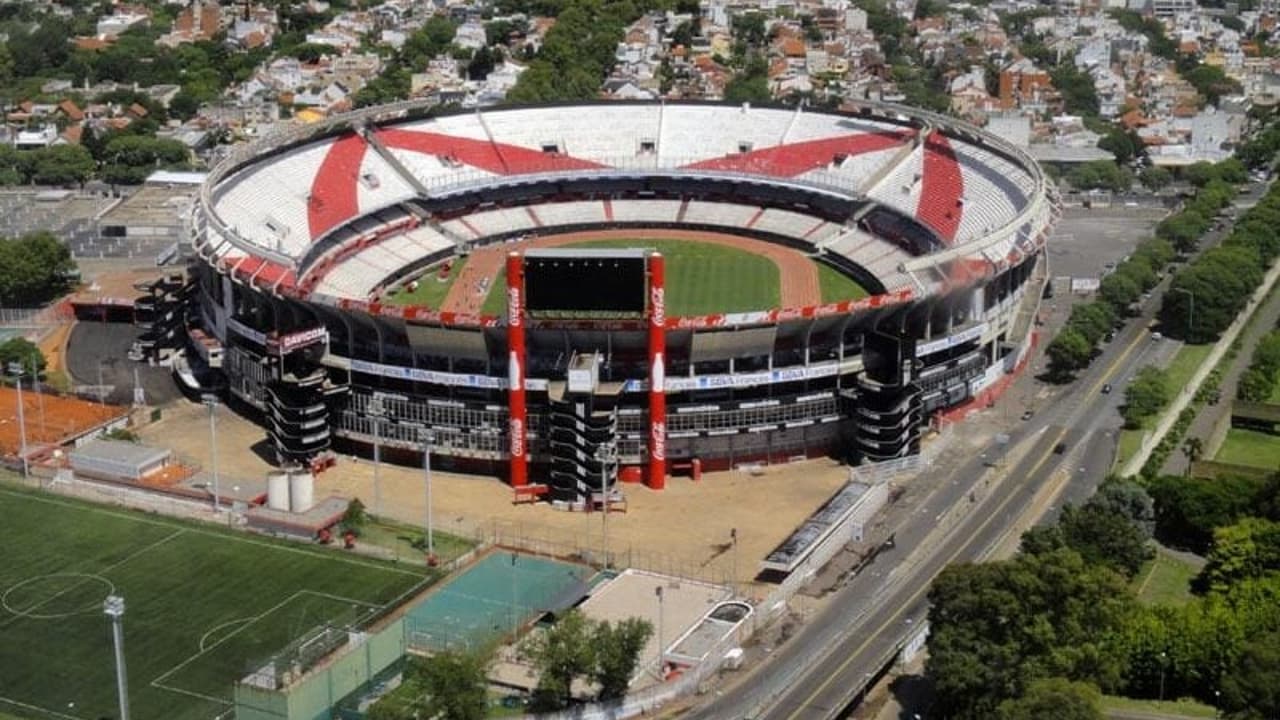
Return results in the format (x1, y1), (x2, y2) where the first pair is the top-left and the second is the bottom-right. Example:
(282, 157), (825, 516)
(780, 325), (1152, 720)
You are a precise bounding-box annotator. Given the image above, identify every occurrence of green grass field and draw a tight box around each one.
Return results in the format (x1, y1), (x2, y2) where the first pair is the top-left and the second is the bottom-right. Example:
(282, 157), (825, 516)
(0, 484), (432, 720)
(491, 239), (867, 316)
(816, 261), (869, 304)
(1165, 343), (1213, 394)
(390, 238), (869, 316)
(385, 256), (468, 308)
(1215, 427), (1280, 470)
(1131, 546), (1198, 606)
(1101, 694), (1217, 718)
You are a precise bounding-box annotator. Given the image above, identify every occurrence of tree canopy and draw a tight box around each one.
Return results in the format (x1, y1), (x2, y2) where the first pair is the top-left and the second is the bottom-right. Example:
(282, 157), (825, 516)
(0, 231), (75, 306)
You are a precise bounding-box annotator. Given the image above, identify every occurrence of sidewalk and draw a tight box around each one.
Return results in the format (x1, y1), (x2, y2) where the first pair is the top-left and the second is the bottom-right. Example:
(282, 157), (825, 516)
(1161, 274), (1280, 475)
(1121, 256), (1280, 477)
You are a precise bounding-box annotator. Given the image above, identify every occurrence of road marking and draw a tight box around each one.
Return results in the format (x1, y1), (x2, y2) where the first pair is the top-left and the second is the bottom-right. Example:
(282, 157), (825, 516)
(779, 325), (1153, 720)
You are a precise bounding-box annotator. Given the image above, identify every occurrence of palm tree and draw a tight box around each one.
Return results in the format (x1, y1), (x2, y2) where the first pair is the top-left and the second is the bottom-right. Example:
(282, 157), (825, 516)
(1181, 436), (1204, 476)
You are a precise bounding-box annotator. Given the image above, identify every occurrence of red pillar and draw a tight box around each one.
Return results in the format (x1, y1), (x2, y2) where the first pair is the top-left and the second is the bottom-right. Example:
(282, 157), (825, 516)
(648, 252), (667, 490)
(506, 252), (528, 488)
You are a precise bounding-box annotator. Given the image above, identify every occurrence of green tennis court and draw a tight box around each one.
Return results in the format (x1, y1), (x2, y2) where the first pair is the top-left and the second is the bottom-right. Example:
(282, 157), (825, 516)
(404, 551), (594, 652)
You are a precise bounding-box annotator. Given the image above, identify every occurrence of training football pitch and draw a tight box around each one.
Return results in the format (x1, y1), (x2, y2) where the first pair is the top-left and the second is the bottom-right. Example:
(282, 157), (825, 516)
(0, 484), (430, 720)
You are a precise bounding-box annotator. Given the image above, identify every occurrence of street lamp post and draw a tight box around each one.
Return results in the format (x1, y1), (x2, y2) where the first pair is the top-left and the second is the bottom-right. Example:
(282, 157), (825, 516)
(594, 441), (615, 568)
(103, 595), (130, 720)
(510, 551), (519, 637)
(655, 585), (665, 680)
(369, 394), (384, 517)
(8, 362), (28, 479)
(419, 428), (435, 559)
(203, 395), (220, 512)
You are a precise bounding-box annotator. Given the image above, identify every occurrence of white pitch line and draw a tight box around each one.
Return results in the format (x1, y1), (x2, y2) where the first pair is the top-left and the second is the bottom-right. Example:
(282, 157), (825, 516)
(0, 529), (185, 629)
(198, 616), (256, 652)
(151, 590), (308, 687)
(0, 487), (424, 577)
(301, 589), (382, 608)
(0, 694), (87, 720)
(149, 681), (233, 707)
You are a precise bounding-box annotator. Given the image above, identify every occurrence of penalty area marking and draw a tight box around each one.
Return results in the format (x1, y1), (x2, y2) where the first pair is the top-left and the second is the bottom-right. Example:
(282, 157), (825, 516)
(152, 589), (381, 702)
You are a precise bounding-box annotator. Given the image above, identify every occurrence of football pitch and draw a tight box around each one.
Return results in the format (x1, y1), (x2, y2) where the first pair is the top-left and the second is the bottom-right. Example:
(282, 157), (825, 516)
(479, 238), (867, 316)
(0, 485), (431, 720)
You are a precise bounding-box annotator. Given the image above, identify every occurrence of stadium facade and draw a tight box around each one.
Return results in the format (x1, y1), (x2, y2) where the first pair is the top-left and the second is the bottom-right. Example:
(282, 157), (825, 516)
(159, 100), (1059, 503)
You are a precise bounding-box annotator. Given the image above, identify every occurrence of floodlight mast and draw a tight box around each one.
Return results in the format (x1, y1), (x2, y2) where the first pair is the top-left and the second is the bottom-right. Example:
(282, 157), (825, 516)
(103, 594), (130, 720)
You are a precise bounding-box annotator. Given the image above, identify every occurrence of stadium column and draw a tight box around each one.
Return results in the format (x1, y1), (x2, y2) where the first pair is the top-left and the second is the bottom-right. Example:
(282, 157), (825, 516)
(648, 252), (667, 490)
(506, 252), (529, 488)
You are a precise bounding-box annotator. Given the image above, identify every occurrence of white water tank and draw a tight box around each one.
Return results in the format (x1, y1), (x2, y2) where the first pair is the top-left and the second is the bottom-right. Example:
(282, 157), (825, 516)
(289, 471), (315, 513)
(267, 472), (290, 511)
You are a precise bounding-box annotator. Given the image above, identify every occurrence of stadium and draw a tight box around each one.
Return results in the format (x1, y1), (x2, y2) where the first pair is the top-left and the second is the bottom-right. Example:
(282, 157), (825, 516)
(166, 99), (1059, 504)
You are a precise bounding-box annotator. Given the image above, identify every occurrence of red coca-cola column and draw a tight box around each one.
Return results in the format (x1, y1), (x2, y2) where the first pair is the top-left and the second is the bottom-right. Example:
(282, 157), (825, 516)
(506, 252), (528, 488)
(648, 252), (667, 490)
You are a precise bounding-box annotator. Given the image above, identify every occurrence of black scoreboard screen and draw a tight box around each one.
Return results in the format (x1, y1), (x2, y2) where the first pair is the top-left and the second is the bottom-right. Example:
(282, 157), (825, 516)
(524, 249), (648, 316)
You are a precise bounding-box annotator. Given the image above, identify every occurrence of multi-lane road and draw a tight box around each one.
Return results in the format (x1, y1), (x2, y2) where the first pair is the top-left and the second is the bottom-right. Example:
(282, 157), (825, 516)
(685, 223), (1242, 720)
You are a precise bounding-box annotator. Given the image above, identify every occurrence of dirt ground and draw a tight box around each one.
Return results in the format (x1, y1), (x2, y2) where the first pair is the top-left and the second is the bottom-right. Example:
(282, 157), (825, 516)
(136, 399), (849, 592)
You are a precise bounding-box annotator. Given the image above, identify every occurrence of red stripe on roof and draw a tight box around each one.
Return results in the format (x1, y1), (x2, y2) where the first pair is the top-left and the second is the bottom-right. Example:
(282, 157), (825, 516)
(376, 128), (607, 175)
(916, 131), (963, 243)
(682, 130), (912, 177)
(308, 133), (368, 241)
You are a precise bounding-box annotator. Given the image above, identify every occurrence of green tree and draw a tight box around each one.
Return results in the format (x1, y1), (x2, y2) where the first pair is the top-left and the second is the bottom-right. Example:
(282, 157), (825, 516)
(1198, 517), (1280, 592)
(1123, 366), (1170, 429)
(1219, 630), (1280, 719)
(731, 12), (767, 46)
(1184, 161), (1218, 187)
(592, 618), (653, 700)
(1059, 502), (1154, 578)
(1051, 62), (1100, 117)
(101, 135), (191, 185)
(412, 650), (490, 720)
(1181, 436), (1204, 475)
(1047, 327), (1093, 379)
(1067, 160), (1132, 192)
(1139, 165), (1172, 191)
(926, 549), (1132, 718)
(0, 337), (46, 376)
(1148, 474), (1270, 552)
(1091, 478), (1156, 537)
(1099, 127), (1140, 164)
(1099, 271), (1140, 314)
(997, 677), (1105, 720)
(522, 610), (595, 710)
(343, 497), (368, 528)
(1156, 210), (1208, 254)
(26, 145), (94, 186)
(0, 231), (76, 306)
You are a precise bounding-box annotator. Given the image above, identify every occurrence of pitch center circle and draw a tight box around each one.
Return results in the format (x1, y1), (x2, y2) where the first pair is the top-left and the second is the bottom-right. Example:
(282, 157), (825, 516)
(1, 573), (116, 620)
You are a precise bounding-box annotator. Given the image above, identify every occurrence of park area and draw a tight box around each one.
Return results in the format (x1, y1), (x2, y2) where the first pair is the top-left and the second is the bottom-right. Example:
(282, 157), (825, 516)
(0, 483), (430, 720)
(387, 236), (868, 316)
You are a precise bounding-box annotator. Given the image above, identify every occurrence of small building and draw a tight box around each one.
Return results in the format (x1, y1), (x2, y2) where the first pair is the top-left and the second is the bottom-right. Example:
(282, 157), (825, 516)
(70, 440), (171, 482)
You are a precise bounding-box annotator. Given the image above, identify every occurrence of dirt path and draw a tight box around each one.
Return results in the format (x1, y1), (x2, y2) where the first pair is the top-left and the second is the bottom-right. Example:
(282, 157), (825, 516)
(440, 229), (822, 314)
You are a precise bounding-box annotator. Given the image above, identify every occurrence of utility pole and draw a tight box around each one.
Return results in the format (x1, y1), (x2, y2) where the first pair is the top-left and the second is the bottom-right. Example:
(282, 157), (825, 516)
(103, 595), (130, 720)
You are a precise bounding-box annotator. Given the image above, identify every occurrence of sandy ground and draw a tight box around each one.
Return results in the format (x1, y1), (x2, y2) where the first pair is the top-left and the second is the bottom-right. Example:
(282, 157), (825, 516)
(137, 399), (850, 592)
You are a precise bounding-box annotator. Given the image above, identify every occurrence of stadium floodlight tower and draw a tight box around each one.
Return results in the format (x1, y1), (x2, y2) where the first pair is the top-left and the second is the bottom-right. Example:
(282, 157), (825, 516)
(6, 362), (28, 479)
(103, 594), (130, 720)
